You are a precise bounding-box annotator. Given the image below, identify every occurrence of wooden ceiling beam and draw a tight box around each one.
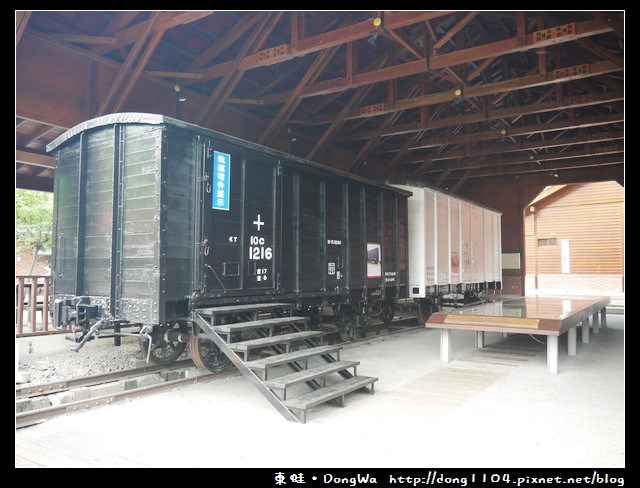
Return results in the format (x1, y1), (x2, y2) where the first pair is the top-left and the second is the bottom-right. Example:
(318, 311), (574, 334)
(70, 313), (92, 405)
(259, 42), (341, 146)
(407, 131), (623, 165)
(95, 12), (162, 116)
(169, 11), (455, 81)
(304, 59), (620, 129)
(185, 13), (260, 71)
(413, 142), (623, 176)
(430, 154), (623, 180)
(16, 149), (55, 169)
(16, 11), (32, 46)
(343, 90), (622, 143)
(93, 11), (213, 55)
(362, 111), (623, 178)
(406, 114), (623, 151)
(197, 12), (282, 126)
(48, 34), (117, 45)
(263, 17), (619, 105)
(99, 11), (141, 36)
(432, 11), (478, 51)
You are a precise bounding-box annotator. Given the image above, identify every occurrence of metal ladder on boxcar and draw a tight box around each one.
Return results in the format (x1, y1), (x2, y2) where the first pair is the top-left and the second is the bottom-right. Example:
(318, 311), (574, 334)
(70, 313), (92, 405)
(192, 303), (377, 423)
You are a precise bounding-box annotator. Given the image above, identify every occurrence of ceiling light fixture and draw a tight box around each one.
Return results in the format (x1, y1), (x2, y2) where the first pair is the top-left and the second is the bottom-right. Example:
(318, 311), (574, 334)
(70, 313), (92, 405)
(368, 14), (385, 46)
(174, 84), (186, 102)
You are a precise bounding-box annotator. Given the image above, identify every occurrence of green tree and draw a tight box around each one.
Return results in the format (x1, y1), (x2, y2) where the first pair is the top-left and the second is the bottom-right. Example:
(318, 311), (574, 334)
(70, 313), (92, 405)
(15, 189), (53, 274)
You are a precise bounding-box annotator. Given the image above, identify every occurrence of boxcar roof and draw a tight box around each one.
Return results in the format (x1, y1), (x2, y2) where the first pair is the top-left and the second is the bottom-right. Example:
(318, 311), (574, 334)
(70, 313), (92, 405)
(47, 112), (412, 197)
(387, 178), (502, 215)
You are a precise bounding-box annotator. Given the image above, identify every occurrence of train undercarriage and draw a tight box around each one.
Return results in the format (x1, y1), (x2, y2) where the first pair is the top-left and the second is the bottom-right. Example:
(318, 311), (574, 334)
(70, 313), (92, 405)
(55, 283), (497, 374)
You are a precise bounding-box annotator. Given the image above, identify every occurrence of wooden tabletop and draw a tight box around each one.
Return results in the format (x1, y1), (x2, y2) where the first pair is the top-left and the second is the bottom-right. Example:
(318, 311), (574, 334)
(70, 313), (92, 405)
(426, 295), (610, 336)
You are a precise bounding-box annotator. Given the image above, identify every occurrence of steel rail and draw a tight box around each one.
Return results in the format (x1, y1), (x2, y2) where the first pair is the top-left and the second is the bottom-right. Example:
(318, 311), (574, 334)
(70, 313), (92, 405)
(15, 316), (423, 428)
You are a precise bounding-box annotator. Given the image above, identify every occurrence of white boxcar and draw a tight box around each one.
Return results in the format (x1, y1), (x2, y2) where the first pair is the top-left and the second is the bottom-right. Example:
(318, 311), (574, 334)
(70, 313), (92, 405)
(389, 181), (502, 319)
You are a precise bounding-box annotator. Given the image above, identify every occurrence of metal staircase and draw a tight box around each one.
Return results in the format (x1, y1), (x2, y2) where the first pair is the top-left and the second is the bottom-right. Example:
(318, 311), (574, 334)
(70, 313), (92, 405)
(192, 303), (377, 423)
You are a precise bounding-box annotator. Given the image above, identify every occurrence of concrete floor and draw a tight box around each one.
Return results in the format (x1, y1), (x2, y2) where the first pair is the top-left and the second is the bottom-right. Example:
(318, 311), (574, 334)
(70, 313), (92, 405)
(15, 312), (624, 469)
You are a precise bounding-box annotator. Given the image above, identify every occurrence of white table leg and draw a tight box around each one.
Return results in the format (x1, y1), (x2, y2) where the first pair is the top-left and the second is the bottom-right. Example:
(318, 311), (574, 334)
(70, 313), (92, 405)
(476, 330), (484, 348)
(547, 335), (559, 374)
(592, 311), (600, 334)
(440, 328), (452, 363)
(567, 328), (577, 356)
(581, 319), (589, 344)
(600, 308), (607, 328)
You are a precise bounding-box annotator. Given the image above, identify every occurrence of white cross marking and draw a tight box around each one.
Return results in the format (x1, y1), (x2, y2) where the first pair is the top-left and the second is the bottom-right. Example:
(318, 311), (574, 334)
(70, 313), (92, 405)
(253, 214), (264, 231)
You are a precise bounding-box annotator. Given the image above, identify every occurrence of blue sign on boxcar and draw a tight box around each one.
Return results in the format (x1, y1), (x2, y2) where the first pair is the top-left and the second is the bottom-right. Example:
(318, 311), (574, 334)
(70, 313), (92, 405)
(212, 151), (230, 210)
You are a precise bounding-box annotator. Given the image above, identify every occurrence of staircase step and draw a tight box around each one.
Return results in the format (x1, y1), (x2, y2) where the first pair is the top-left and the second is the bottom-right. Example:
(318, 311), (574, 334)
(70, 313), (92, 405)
(245, 344), (343, 373)
(264, 360), (360, 393)
(197, 303), (292, 317)
(213, 316), (309, 338)
(228, 330), (324, 358)
(283, 376), (378, 423)
(193, 308), (377, 423)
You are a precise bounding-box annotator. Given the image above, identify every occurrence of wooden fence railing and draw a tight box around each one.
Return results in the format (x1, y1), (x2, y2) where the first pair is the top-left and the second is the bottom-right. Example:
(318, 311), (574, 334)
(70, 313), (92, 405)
(15, 275), (62, 337)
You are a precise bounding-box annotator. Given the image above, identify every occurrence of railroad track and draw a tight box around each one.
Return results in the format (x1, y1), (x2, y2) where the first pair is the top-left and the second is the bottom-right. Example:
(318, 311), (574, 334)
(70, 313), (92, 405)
(15, 362), (237, 429)
(15, 316), (422, 429)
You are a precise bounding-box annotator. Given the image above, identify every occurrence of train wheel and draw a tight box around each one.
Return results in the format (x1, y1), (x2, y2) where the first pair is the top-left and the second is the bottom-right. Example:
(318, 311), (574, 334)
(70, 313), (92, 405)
(139, 321), (188, 365)
(303, 306), (321, 330)
(190, 336), (232, 373)
(337, 305), (360, 342)
(379, 300), (396, 325)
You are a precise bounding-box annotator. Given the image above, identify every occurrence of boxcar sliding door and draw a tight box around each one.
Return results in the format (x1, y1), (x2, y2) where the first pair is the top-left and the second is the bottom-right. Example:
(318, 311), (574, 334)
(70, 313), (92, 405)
(199, 142), (280, 299)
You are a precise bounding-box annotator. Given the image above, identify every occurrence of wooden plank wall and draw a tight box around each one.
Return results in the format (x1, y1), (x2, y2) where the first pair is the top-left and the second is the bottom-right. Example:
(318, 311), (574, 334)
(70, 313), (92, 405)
(524, 181), (624, 276)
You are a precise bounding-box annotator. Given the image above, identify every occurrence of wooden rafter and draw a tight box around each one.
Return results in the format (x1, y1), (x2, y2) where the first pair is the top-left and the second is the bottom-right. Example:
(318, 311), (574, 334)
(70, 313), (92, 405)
(96, 12), (162, 116)
(196, 12), (283, 126)
(16, 11), (624, 193)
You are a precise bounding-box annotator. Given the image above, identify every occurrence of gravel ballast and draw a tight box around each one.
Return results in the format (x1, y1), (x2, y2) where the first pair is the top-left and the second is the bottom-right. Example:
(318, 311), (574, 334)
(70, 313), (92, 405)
(16, 336), (183, 385)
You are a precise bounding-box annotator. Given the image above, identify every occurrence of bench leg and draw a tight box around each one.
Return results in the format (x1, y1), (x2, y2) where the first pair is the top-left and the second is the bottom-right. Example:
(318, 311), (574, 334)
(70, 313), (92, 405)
(567, 328), (577, 356)
(476, 331), (484, 348)
(592, 311), (600, 334)
(581, 319), (589, 344)
(440, 328), (452, 363)
(600, 308), (607, 328)
(547, 335), (558, 374)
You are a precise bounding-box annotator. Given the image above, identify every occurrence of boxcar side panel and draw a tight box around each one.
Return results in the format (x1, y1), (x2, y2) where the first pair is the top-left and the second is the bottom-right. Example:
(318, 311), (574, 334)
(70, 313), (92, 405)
(325, 180), (348, 294)
(450, 198), (461, 285)
(162, 127), (198, 316)
(52, 140), (82, 296)
(105, 124), (163, 324)
(470, 204), (485, 284)
(383, 192), (400, 291)
(460, 201), (472, 284)
(297, 172), (325, 293)
(81, 125), (118, 298)
(365, 187), (382, 285)
(404, 184), (426, 297)
(436, 193), (450, 285)
(424, 189), (436, 286)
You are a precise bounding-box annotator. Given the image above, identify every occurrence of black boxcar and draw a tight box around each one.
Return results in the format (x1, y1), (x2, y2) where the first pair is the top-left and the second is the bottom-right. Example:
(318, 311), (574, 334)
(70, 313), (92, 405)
(47, 113), (409, 357)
